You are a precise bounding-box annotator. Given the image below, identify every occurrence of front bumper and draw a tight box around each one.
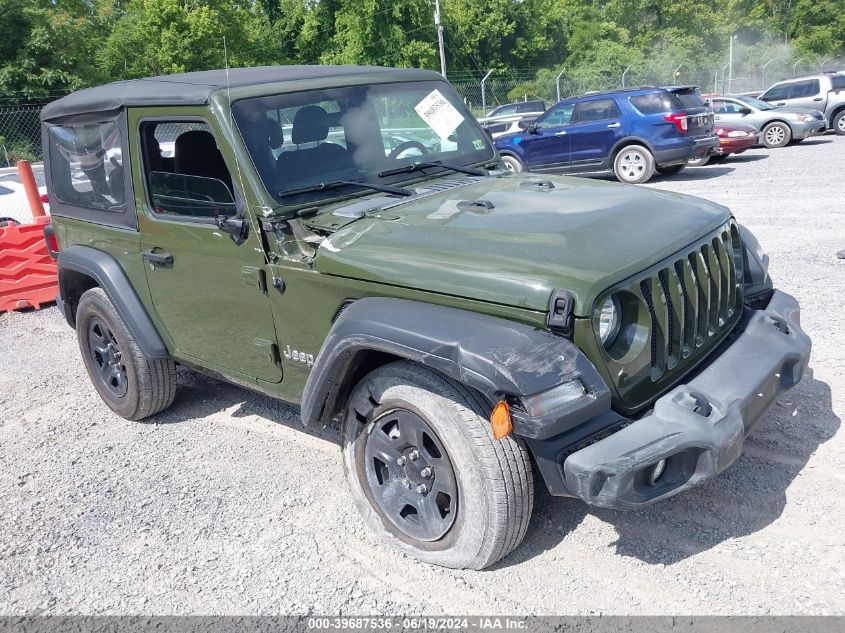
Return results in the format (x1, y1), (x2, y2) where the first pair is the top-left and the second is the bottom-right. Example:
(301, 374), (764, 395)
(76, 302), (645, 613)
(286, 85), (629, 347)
(791, 119), (827, 140)
(528, 290), (811, 510)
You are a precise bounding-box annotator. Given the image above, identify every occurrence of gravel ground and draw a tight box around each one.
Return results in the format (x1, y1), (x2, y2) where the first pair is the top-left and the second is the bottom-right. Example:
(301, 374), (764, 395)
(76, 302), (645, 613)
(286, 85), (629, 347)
(1, 136), (844, 616)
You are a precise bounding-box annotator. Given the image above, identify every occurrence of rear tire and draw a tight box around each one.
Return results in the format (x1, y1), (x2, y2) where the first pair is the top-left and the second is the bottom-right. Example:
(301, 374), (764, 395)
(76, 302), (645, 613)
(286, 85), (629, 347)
(613, 145), (655, 184)
(501, 154), (525, 173)
(341, 361), (534, 570)
(832, 110), (845, 136)
(656, 164), (685, 176)
(761, 122), (791, 148)
(76, 287), (176, 421)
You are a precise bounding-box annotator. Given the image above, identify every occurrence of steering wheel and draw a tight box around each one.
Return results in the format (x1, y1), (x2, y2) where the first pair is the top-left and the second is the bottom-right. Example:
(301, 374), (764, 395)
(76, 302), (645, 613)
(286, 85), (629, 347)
(387, 140), (428, 160)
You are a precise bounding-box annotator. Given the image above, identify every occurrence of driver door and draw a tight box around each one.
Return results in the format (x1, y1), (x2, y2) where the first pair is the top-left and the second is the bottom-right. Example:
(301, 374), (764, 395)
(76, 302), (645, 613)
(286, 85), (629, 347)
(131, 111), (283, 383)
(519, 104), (574, 170)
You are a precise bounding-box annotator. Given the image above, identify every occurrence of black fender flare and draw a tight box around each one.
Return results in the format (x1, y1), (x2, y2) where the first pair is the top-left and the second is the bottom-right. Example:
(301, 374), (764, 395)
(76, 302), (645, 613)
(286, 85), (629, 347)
(301, 297), (610, 439)
(57, 245), (169, 359)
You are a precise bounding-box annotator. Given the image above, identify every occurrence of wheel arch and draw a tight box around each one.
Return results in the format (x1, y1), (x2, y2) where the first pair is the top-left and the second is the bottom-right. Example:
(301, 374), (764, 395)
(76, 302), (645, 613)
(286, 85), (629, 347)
(610, 137), (655, 160)
(301, 297), (611, 438)
(58, 245), (169, 359)
(762, 118), (793, 131)
(828, 104), (845, 125)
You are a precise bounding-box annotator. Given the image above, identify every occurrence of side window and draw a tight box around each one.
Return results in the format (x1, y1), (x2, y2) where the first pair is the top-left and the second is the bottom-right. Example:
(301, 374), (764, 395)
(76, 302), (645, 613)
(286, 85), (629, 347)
(139, 120), (235, 219)
(572, 99), (621, 123)
(536, 104), (574, 129)
(791, 79), (820, 98)
(491, 104), (518, 117)
(516, 102), (543, 113)
(47, 121), (125, 212)
(712, 99), (742, 114)
(761, 83), (791, 101)
(630, 93), (676, 114)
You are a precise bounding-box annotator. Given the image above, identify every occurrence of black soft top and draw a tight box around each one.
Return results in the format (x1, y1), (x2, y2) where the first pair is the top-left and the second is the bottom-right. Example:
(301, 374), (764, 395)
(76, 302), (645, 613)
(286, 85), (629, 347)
(41, 65), (439, 121)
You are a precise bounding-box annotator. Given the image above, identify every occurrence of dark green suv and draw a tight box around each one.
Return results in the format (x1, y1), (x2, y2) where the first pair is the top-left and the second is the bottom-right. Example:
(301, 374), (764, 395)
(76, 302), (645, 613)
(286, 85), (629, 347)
(41, 66), (811, 570)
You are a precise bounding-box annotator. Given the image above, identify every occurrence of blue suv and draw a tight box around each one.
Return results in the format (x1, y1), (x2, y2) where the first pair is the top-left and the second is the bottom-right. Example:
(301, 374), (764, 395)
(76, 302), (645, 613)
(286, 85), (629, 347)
(494, 86), (718, 184)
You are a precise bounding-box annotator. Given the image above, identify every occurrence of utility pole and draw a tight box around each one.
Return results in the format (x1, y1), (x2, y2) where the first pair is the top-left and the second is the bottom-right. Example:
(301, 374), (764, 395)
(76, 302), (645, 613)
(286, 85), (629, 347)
(434, 0), (446, 78)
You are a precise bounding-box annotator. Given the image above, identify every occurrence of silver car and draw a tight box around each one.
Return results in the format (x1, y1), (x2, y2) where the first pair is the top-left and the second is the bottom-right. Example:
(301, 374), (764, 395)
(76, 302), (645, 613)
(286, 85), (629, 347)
(760, 73), (845, 135)
(707, 95), (827, 148)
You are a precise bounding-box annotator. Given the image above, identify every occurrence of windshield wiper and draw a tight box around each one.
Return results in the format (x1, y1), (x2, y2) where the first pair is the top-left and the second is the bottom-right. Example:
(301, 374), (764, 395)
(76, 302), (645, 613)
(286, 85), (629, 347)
(377, 160), (488, 179)
(279, 179), (412, 199)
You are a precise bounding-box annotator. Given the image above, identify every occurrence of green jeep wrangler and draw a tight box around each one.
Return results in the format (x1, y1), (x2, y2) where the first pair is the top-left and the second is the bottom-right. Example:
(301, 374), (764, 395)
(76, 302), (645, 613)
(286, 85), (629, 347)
(41, 66), (811, 570)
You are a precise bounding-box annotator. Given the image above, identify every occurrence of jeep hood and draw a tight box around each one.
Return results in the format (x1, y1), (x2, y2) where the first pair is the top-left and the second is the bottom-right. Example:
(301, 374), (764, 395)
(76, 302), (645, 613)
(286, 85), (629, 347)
(315, 174), (731, 316)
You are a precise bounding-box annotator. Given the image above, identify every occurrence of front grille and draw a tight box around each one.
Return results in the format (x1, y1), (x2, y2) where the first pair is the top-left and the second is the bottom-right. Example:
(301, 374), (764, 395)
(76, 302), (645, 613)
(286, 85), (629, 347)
(597, 221), (744, 411)
(637, 223), (742, 382)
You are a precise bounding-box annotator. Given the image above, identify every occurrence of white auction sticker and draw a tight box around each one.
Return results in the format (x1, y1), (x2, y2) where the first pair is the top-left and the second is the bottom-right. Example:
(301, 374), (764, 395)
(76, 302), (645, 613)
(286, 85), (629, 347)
(414, 89), (465, 139)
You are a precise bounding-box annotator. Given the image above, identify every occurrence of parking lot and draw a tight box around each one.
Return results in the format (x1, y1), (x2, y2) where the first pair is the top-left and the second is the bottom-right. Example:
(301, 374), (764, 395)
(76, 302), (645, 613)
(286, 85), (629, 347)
(1, 135), (843, 616)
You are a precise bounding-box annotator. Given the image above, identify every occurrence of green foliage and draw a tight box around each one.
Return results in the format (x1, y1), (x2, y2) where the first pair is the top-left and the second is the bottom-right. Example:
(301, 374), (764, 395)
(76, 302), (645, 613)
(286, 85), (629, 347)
(0, 0), (843, 101)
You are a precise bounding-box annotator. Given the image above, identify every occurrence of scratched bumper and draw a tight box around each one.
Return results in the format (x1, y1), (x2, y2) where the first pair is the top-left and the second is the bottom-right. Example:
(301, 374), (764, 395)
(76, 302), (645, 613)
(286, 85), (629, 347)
(547, 290), (810, 510)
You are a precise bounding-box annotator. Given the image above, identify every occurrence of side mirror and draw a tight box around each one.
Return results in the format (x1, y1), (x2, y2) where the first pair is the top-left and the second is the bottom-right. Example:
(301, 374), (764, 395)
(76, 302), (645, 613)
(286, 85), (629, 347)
(216, 215), (248, 241)
(739, 107), (752, 115)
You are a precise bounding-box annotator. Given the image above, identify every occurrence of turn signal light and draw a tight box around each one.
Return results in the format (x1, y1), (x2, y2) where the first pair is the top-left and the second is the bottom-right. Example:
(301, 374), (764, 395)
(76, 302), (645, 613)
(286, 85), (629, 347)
(490, 401), (513, 440)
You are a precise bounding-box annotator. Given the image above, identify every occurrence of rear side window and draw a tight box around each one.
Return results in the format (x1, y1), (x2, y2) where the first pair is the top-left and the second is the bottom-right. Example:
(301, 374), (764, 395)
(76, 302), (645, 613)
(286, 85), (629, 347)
(490, 104), (517, 117)
(516, 102), (544, 113)
(671, 89), (706, 109)
(629, 93), (679, 114)
(790, 79), (820, 97)
(831, 75), (845, 90)
(47, 121), (125, 212)
(573, 99), (621, 122)
(761, 83), (791, 101)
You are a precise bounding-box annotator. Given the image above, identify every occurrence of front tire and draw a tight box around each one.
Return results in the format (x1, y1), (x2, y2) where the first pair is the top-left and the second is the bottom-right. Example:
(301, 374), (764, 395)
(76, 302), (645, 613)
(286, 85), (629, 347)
(341, 361), (534, 570)
(687, 155), (711, 167)
(500, 154), (524, 173)
(76, 287), (176, 421)
(761, 122), (791, 148)
(832, 110), (845, 136)
(613, 145), (655, 184)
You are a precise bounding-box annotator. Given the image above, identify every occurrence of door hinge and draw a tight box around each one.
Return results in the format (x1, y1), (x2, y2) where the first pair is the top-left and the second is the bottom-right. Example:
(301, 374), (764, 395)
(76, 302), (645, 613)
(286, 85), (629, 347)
(241, 266), (267, 293)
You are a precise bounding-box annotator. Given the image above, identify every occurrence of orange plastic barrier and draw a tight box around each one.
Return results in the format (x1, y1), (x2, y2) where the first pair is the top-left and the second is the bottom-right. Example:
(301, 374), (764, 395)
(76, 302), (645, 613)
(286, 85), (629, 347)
(0, 217), (58, 313)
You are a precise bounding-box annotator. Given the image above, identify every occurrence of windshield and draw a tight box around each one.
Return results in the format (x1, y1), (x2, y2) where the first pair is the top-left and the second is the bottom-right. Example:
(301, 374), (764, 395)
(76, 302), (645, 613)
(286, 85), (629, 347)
(735, 95), (774, 110)
(232, 80), (495, 204)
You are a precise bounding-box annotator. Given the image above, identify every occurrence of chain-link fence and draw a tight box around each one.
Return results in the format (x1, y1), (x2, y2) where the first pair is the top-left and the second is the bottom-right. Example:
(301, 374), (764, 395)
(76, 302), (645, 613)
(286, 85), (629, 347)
(0, 105), (44, 168)
(450, 59), (845, 114)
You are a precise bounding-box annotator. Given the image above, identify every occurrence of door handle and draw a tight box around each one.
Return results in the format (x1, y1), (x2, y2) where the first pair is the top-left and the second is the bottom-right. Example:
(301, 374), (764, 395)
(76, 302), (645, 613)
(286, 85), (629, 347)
(812, 97), (823, 101)
(776, 102), (786, 106)
(554, 130), (567, 136)
(142, 249), (173, 265)
(607, 122), (621, 128)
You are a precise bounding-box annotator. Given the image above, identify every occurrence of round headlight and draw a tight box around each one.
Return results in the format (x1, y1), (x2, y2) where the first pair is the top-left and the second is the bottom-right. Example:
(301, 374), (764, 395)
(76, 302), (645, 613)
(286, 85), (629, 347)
(598, 295), (621, 348)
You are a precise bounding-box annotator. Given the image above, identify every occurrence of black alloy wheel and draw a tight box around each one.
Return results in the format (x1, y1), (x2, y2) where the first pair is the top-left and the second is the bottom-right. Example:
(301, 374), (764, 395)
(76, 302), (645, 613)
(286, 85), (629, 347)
(86, 316), (128, 399)
(362, 408), (458, 542)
